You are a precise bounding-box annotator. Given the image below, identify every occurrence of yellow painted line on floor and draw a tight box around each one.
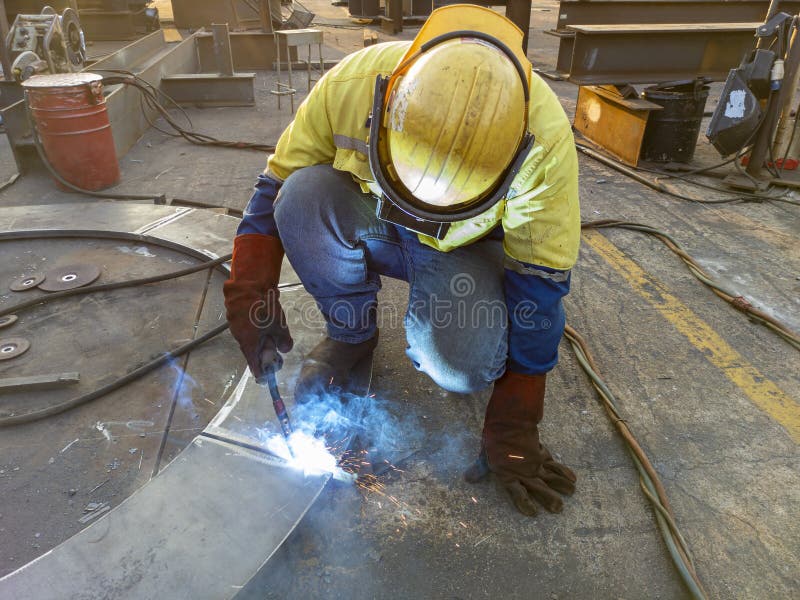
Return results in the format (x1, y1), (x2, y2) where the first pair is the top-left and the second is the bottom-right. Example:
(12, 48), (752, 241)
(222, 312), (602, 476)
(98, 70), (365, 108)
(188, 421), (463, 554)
(582, 230), (800, 443)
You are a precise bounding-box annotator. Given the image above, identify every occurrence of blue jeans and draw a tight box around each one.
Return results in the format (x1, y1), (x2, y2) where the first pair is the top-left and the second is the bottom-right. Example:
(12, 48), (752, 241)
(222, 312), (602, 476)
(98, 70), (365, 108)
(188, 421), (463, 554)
(274, 165), (507, 393)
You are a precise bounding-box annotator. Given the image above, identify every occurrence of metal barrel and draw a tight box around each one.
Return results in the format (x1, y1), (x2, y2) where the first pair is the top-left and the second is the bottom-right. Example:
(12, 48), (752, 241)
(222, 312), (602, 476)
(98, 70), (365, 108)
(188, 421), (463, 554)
(22, 72), (120, 191)
(641, 80), (711, 163)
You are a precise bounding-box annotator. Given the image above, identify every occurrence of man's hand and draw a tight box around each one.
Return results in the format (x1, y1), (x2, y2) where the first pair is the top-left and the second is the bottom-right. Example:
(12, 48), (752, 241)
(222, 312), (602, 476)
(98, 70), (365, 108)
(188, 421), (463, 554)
(464, 371), (576, 516)
(223, 234), (293, 380)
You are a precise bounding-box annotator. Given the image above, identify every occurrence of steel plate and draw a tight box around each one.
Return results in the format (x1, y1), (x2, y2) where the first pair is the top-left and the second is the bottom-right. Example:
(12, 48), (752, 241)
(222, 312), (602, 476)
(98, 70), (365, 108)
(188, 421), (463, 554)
(0, 436), (330, 600)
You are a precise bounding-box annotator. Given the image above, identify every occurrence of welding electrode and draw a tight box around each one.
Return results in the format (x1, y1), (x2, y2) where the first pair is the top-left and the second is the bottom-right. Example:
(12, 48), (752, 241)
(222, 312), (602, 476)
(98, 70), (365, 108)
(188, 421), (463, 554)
(262, 369), (294, 456)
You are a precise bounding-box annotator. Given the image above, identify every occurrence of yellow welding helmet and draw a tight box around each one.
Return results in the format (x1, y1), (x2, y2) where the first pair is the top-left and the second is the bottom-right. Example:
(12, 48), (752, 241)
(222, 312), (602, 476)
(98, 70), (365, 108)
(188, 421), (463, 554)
(369, 5), (534, 238)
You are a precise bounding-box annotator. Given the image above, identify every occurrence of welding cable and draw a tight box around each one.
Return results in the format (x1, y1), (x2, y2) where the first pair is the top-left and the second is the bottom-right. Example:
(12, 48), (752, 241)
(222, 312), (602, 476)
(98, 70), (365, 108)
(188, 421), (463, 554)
(577, 140), (796, 205)
(0, 322), (229, 427)
(575, 143), (748, 204)
(94, 69), (197, 138)
(638, 167), (800, 207)
(575, 103), (800, 205)
(0, 253), (232, 320)
(564, 325), (708, 600)
(154, 196), (244, 218)
(581, 220), (800, 350)
(97, 72), (277, 153)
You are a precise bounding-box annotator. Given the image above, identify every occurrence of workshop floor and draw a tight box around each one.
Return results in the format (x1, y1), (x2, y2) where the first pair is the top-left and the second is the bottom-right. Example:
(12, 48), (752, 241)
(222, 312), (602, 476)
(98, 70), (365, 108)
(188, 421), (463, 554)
(1, 1), (798, 598)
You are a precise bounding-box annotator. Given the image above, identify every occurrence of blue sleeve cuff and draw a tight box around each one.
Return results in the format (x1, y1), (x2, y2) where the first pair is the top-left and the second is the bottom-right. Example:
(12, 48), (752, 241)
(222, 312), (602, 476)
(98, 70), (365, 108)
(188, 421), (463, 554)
(236, 174), (282, 237)
(504, 260), (571, 375)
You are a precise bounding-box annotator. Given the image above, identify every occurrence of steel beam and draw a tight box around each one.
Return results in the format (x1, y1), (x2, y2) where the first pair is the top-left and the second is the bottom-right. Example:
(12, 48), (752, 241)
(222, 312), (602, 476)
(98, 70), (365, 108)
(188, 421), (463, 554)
(211, 23), (235, 76)
(160, 23), (257, 108)
(170, 0), (261, 30)
(465, 0), (532, 52)
(160, 73), (256, 107)
(573, 85), (662, 166)
(552, 0), (800, 76)
(505, 0), (532, 55)
(567, 23), (762, 85)
(556, 0), (799, 29)
(196, 31), (296, 71)
(0, 372), (80, 393)
(95, 32), (200, 159)
(77, 10), (137, 41)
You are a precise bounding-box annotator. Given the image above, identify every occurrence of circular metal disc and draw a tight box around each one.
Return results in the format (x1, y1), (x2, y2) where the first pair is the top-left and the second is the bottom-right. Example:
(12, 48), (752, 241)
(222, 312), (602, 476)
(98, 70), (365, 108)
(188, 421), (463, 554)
(10, 273), (45, 292)
(0, 337), (30, 361)
(39, 264), (101, 292)
(0, 315), (18, 329)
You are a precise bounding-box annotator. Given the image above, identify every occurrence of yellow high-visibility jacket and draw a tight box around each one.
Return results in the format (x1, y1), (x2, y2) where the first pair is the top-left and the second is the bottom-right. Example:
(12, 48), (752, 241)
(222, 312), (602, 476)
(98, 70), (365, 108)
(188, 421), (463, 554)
(266, 41), (580, 271)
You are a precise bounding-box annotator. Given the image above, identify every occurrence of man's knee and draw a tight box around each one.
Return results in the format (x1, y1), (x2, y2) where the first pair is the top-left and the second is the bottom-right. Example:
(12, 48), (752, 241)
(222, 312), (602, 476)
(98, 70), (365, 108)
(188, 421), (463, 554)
(406, 332), (507, 394)
(273, 165), (342, 233)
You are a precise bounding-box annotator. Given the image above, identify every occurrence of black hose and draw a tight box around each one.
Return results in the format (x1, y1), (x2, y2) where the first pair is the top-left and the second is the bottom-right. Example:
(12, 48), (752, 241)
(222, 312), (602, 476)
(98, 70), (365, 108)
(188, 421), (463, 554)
(98, 73), (277, 153)
(0, 323), (229, 427)
(581, 220), (800, 350)
(0, 229), (236, 425)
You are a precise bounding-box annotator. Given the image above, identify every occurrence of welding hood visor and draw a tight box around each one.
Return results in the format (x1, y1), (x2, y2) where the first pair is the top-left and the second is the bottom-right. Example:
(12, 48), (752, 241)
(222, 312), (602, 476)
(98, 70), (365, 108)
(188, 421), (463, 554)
(367, 30), (534, 240)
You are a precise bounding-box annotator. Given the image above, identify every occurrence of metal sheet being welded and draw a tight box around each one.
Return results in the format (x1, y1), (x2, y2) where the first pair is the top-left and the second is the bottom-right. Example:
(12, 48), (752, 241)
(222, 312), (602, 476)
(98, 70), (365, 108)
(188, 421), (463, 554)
(0, 203), (335, 599)
(0, 435), (330, 600)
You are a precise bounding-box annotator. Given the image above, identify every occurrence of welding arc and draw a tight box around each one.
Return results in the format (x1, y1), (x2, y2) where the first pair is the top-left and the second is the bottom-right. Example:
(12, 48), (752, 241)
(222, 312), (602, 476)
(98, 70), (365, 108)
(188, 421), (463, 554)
(0, 254), (232, 320)
(97, 72), (276, 153)
(564, 325), (708, 600)
(0, 323), (229, 427)
(581, 220), (800, 350)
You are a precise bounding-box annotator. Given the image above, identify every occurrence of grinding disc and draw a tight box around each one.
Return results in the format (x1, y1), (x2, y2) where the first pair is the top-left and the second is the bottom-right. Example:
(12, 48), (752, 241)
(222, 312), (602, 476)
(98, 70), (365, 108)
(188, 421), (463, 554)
(10, 273), (45, 292)
(0, 337), (30, 361)
(0, 315), (18, 329)
(39, 264), (101, 292)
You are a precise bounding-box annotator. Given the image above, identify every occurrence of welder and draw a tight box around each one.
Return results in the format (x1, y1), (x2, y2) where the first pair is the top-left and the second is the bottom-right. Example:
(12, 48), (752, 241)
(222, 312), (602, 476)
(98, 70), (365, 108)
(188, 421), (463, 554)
(223, 4), (580, 516)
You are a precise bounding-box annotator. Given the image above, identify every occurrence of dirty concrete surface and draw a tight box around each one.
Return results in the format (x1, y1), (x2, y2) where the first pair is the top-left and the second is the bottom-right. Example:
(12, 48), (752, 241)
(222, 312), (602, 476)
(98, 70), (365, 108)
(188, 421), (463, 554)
(1, 1), (799, 598)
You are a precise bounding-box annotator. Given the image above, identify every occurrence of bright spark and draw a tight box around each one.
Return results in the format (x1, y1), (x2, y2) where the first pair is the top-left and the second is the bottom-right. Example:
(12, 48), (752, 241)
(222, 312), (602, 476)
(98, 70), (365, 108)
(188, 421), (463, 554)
(264, 430), (354, 481)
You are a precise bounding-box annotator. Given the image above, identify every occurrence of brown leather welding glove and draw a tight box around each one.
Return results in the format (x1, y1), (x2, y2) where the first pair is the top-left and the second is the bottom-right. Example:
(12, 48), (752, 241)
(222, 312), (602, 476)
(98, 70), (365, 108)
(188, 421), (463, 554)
(223, 234), (293, 381)
(464, 371), (577, 516)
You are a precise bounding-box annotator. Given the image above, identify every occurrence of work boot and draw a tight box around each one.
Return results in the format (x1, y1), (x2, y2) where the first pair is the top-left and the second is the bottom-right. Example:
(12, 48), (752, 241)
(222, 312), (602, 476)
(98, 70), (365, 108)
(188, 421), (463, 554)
(294, 332), (378, 404)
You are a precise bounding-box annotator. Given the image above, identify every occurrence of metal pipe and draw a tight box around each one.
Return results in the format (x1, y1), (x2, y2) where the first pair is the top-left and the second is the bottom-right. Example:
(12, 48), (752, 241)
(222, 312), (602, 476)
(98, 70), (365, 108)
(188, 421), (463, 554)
(748, 0), (788, 175)
(772, 17), (800, 159)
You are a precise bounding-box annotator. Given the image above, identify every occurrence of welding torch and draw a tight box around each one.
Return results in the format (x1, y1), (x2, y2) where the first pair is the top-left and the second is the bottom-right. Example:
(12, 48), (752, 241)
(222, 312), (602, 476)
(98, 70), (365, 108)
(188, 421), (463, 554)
(258, 366), (295, 457)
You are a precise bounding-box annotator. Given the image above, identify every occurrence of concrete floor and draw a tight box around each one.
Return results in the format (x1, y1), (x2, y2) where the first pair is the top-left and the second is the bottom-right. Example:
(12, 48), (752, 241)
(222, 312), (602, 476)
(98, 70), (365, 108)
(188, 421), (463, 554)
(1, 1), (799, 598)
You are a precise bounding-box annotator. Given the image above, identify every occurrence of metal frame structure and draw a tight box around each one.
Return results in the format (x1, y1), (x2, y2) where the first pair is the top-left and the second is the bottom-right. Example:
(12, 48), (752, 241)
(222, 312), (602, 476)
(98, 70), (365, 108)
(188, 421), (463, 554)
(161, 23), (256, 107)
